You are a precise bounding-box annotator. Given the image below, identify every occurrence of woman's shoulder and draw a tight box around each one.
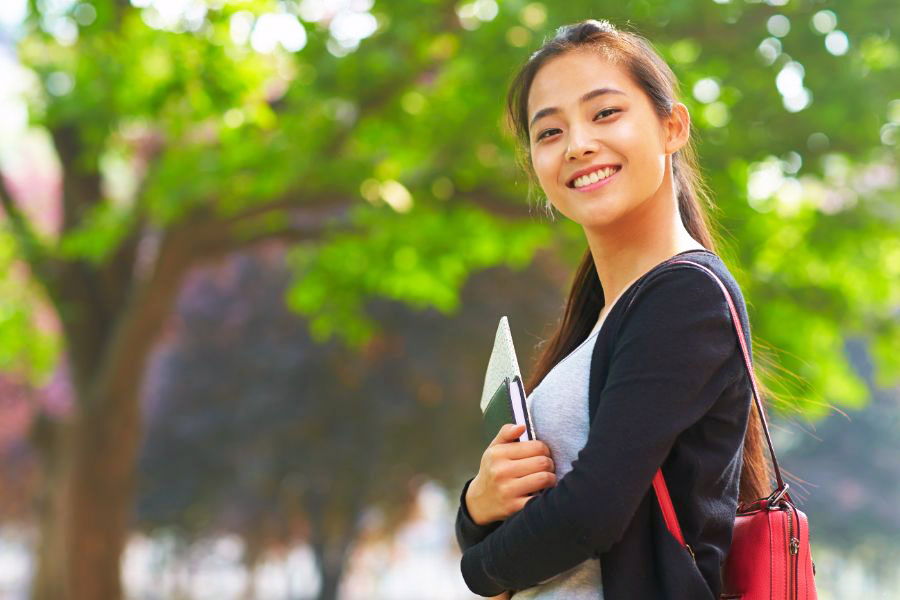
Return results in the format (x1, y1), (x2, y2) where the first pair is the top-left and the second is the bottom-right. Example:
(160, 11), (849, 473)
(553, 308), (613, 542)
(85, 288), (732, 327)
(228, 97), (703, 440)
(622, 250), (752, 355)
(616, 250), (750, 336)
(639, 250), (745, 308)
(665, 250), (749, 317)
(653, 249), (735, 283)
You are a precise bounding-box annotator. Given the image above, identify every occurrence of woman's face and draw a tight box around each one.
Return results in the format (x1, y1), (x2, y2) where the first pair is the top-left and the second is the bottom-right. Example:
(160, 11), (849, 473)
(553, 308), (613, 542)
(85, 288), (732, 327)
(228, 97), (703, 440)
(526, 50), (686, 229)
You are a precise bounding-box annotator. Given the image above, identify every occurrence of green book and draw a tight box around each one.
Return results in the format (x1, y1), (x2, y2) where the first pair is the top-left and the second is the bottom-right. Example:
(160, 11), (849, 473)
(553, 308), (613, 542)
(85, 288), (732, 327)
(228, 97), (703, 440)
(480, 316), (537, 447)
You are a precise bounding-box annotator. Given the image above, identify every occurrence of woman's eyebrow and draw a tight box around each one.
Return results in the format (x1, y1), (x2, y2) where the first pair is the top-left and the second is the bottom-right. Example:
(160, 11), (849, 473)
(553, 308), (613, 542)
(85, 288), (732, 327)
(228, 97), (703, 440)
(529, 87), (627, 131)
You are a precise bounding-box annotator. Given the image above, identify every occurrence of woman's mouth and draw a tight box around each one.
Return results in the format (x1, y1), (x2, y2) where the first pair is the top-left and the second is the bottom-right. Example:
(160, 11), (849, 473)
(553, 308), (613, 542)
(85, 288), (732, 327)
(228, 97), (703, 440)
(568, 165), (622, 193)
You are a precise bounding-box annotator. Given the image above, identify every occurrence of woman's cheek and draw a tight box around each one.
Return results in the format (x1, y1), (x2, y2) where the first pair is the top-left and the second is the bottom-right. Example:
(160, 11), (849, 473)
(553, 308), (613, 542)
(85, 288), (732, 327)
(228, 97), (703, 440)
(532, 153), (558, 194)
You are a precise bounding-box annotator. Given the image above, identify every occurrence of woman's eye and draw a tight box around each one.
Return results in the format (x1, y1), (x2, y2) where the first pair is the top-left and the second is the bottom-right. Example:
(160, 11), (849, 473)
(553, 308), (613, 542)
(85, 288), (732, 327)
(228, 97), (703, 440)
(535, 109), (620, 141)
(595, 108), (620, 120)
(536, 128), (561, 141)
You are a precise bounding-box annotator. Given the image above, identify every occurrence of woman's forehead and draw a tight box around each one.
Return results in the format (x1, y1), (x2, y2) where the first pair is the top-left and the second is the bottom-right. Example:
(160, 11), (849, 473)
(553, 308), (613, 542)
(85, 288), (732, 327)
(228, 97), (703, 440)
(527, 52), (633, 113)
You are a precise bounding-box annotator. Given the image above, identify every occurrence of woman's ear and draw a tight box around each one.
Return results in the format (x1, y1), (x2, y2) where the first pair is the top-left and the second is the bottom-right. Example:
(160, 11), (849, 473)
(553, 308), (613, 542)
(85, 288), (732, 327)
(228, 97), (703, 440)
(663, 102), (691, 155)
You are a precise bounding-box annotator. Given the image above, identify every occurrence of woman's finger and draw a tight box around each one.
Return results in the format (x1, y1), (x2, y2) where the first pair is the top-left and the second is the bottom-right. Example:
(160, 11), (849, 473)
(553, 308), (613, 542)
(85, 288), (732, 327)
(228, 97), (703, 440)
(503, 454), (555, 479)
(488, 423), (526, 448)
(507, 469), (557, 498)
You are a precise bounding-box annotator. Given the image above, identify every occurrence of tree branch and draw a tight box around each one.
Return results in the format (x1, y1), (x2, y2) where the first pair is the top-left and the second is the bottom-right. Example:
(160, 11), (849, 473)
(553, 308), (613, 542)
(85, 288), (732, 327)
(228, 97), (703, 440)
(456, 187), (539, 220)
(83, 194), (358, 414)
(0, 171), (50, 275)
(82, 225), (195, 415)
(187, 196), (358, 261)
(51, 124), (103, 234)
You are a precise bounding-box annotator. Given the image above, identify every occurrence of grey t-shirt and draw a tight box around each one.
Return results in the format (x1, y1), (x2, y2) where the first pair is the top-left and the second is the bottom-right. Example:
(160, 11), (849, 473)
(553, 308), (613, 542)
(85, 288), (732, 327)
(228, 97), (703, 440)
(513, 315), (608, 600)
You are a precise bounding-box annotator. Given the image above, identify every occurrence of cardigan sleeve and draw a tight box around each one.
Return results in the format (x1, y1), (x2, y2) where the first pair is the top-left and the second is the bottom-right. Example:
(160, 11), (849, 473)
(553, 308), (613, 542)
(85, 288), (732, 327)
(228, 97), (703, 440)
(459, 265), (740, 596)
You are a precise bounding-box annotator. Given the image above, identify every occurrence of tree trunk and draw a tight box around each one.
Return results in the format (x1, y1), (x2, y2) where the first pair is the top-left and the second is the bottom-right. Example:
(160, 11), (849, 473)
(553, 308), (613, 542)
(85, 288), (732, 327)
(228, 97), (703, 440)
(241, 537), (262, 600)
(27, 228), (195, 599)
(30, 387), (143, 600)
(30, 416), (72, 600)
(312, 534), (353, 600)
(306, 483), (368, 600)
(63, 384), (143, 599)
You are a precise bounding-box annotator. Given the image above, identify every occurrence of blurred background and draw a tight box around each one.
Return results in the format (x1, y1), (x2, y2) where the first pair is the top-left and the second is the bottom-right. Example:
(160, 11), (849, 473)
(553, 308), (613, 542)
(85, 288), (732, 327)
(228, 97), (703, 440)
(0, 0), (898, 598)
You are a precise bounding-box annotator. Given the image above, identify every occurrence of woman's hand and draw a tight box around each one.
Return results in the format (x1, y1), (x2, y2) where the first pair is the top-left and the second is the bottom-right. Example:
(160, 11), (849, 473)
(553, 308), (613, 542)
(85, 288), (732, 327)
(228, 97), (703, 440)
(465, 423), (556, 525)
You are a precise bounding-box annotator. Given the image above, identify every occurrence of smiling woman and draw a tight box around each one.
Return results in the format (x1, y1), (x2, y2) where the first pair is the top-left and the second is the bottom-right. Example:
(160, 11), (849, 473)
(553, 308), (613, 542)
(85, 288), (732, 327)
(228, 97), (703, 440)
(455, 18), (775, 600)
(524, 49), (692, 235)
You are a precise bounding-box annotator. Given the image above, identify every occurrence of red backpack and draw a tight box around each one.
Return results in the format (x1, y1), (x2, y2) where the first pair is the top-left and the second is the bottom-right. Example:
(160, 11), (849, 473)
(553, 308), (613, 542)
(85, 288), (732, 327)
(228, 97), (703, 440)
(652, 259), (818, 599)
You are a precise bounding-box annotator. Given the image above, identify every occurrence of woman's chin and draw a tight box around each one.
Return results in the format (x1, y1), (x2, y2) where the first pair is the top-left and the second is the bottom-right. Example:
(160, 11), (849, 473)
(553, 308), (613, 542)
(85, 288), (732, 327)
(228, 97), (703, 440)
(564, 197), (622, 228)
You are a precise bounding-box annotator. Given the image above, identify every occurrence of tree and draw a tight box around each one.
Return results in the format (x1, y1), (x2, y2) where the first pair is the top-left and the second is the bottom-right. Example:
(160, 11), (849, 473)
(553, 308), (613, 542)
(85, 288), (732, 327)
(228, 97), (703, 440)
(135, 242), (568, 599)
(0, 0), (897, 597)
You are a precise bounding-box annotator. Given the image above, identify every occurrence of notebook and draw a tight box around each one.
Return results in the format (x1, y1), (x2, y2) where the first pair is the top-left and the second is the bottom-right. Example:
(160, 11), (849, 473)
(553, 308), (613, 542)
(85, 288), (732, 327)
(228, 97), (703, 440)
(480, 316), (537, 446)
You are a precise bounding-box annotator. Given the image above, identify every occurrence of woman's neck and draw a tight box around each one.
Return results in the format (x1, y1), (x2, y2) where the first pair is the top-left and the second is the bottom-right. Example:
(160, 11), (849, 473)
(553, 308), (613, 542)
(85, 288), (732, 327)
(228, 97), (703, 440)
(584, 189), (703, 308)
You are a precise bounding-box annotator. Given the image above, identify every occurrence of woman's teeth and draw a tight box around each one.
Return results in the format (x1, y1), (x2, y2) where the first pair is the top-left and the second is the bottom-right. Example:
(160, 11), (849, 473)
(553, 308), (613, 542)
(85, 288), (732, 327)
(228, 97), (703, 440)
(573, 166), (620, 188)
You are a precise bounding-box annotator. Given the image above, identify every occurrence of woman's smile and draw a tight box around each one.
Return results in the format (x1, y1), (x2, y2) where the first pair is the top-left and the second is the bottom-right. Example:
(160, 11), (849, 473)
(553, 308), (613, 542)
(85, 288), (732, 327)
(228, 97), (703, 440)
(568, 165), (622, 193)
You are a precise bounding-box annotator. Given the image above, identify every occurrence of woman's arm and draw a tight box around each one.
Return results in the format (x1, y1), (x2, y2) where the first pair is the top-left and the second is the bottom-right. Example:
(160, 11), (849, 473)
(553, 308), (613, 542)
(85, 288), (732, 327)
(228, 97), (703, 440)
(460, 266), (740, 596)
(457, 421), (557, 552)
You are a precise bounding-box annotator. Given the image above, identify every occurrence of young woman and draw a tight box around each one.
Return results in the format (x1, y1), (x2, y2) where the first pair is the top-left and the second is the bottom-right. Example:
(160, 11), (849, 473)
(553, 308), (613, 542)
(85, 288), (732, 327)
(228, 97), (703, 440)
(455, 19), (772, 599)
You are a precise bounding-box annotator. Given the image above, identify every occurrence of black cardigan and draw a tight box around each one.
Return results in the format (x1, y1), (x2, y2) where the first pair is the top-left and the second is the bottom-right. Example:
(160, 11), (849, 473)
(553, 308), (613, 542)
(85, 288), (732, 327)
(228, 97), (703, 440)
(456, 249), (754, 599)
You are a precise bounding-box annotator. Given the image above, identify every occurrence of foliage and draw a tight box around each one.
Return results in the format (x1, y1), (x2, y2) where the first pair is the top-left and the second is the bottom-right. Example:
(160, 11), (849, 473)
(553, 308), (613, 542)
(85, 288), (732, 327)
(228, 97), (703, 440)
(0, 229), (59, 380)
(2, 0), (897, 420)
(0, 0), (896, 595)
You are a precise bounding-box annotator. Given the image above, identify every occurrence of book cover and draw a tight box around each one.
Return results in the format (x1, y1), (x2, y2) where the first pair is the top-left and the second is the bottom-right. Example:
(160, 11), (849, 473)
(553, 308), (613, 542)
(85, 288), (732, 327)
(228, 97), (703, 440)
(480, 316), (536, 444)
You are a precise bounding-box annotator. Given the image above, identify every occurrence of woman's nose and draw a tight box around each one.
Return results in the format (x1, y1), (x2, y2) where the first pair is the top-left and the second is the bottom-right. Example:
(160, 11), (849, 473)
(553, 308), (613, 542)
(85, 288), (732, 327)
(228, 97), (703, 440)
(565, 127), (599, 161)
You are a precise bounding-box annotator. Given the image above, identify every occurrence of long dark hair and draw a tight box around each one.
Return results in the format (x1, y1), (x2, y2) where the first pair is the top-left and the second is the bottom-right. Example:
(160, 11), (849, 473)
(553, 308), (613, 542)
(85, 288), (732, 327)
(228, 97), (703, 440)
(507, 19), (771, 504)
